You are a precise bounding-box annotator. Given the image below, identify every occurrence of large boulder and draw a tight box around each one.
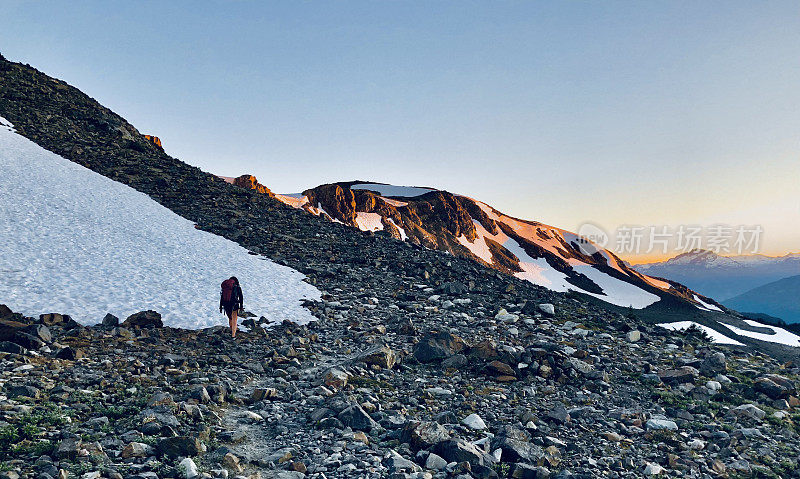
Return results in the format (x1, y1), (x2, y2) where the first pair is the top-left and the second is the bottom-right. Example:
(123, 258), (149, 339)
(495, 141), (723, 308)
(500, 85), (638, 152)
(699, 352), (727, 376)
(39, 313), (68, 326)
(157, 436), (205, 458)
(337, 404), (379, 431)
(56, 437), (82, 460)
(12, 332), (44, 350)
(123, 310), (163, 329)
(0, 341), (26, 354)
(412, 331), (466, 363)
(102, 313), (120, 327)
(402, 421), (450, 450)
(231, 174), (273, 196)
(23, 324), (52, 343)
(356, 343), (396, 369)
(754, 374), (796, 400)
(659, 366), (699, 385)
(492, 426), (544, 464)
(0, 319), (28, 341)
(434, 438), (495, 467)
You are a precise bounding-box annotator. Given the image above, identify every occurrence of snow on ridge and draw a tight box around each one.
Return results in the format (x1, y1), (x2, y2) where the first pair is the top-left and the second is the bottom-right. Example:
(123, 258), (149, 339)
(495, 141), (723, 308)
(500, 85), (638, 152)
(0, 116), (14, 132)
(571, 264), (660, 309)
(694, 294), (722, 312)
(274, 193), (309, 209)
(0, 126), (320, 328)
(350, 183), (434, 198)
(380, 196), (409, 207)
(722, 320), (800, 347)
(386, 218), (407, 241)
(657, 321), (744, 346)
(457, 218), (660, 308)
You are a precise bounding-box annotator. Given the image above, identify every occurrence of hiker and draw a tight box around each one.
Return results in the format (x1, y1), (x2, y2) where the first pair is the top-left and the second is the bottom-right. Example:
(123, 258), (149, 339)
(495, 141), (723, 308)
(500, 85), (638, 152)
(219, 276), (243, 338)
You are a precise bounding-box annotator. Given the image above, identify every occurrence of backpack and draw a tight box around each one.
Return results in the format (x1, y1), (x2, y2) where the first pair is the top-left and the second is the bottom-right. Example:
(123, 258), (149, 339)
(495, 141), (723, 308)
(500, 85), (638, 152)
(221, 279), (235, 303)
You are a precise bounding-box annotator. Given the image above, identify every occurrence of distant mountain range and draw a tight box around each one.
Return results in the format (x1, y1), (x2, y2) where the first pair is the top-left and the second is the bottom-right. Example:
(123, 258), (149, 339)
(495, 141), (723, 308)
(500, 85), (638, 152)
(724, 275), (800, 324)
(222, 176), (726, 314)
(633, 249), (800, 301)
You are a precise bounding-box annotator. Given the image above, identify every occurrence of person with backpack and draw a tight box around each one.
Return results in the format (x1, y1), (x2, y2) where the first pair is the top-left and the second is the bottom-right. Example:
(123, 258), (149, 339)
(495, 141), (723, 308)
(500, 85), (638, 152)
(219, 276), (243, 338)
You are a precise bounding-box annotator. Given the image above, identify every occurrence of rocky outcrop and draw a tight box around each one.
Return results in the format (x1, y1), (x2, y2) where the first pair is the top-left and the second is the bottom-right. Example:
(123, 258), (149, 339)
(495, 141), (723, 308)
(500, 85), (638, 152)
(231, 174), (274, 196)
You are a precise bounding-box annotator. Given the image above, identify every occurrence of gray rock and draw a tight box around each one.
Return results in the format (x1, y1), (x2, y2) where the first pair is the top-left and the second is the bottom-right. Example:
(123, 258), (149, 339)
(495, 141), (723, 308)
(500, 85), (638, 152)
(412, 331), (465, 363)
(546, 403), (570, 424)
(356, 343), (396, 369)
(338, 404), (379, 431)
(659, 366), (699, 385)
(56, 437), (82, 460)
(699, 352), (727, 376)
(538, 304), (555, 316)
(24, 324), (52, 343)
(434, 439), (494, 467)
(461, 413), (487, 430)
(730, 404), (766, 421)
(156, 436), (205, 458)
(404, 421), (450, 450)
(178, 458), (199, 479)
(425, 453), (448, 470)
(102, 313), (119, 327)
(645, 418), (678, 431)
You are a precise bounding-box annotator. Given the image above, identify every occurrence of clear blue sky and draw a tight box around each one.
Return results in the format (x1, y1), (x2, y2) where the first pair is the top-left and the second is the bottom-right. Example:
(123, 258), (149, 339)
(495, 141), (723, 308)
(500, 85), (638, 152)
(2, 1), (798, 260)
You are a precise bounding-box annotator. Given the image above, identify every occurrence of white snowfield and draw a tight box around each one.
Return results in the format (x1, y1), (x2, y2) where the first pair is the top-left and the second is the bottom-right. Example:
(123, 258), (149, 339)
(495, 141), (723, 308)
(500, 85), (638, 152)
(0, 118), (320, 328)
(723, 320), (800, 347)
(658, 319), (800, 348)
(657, 321), (744, 346)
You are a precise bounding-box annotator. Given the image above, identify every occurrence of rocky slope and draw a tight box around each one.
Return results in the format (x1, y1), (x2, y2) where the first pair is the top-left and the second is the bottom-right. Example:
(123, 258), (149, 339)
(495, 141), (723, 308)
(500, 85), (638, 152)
(2, 291), (800, 479)
(2, 53), (800, 478)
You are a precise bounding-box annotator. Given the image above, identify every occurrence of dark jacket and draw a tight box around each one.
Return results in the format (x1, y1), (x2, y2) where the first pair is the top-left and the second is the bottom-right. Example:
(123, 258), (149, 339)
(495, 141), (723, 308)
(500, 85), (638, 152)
(220, 284), (243, 310)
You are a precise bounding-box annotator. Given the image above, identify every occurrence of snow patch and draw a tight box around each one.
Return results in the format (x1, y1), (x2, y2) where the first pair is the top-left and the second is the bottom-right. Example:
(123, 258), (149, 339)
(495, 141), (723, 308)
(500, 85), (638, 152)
(721, 320), (800, 347)
(0, 116), (14, 132)
(351, 183), (434, 198)
(657, 322), (744, 346)
(644, 275), (671, 290)
(571, 265), (660, 309)
(694, 294), (722, 312)
(0, 126), (320, 328)
(355, 212), (384, 232)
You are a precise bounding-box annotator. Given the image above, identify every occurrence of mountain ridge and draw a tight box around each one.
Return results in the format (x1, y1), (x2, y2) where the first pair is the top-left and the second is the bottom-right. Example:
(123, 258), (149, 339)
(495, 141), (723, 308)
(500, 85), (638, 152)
(724, 275), (800, 324)
(223, 176), (724, 315)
